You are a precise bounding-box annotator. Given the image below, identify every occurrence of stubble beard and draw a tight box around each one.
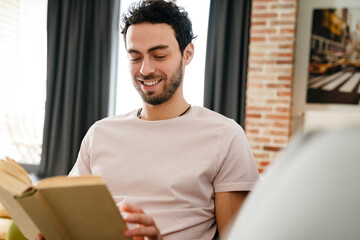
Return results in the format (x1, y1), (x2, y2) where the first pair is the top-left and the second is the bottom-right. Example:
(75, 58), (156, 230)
(133, 61), (184, 105)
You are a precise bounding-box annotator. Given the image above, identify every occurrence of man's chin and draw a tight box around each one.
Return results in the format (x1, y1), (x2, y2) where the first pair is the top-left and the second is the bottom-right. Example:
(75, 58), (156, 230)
(142, 94), (169, 106)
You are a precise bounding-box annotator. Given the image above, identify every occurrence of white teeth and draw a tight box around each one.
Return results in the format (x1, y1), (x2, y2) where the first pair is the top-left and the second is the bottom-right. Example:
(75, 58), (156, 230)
(143, 81), (159, 86)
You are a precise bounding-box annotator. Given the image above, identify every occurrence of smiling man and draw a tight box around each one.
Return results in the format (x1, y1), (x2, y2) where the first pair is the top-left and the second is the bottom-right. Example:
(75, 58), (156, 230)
(68, 0), (260, 239)
(126, 22), (192, 117)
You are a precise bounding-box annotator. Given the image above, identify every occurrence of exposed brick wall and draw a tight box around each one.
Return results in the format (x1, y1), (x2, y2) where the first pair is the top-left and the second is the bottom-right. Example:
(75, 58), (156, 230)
(245, 0), (297, 173)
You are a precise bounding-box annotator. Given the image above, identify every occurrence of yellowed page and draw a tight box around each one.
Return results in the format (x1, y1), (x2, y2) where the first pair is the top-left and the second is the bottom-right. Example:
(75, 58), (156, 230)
(4, 157), (32, 185)
(0, 159), (32, 187)
(0, 168), (30, 196)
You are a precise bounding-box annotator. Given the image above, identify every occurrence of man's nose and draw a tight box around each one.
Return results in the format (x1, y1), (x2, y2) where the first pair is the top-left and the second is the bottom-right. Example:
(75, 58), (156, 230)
(140, 58), (155, 76)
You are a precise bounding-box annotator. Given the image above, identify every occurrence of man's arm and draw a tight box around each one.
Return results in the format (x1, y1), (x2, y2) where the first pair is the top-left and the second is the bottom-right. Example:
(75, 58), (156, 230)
(215, 191), (249, 238)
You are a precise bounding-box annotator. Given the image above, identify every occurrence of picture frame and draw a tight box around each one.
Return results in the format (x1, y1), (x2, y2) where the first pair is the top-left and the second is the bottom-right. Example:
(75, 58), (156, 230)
(292, 0), (360, 132)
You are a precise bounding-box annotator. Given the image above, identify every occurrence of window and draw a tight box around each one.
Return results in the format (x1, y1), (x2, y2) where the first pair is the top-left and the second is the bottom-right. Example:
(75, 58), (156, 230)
(115, 0), (210, 114)
(0, 0), (47, 165)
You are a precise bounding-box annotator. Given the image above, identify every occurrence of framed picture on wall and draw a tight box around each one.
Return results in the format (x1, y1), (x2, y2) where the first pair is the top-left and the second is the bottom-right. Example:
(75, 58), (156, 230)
(306, 7), (360, 104)
(292, 0), (360, 133)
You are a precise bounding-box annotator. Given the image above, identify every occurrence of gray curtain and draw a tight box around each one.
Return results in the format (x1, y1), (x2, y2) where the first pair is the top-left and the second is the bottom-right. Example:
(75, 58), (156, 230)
(38, 0), (120, 177)
(204, 0), (251, 127)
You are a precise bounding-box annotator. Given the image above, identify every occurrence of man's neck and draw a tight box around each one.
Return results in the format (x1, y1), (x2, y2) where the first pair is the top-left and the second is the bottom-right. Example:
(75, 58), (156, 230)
(140, 97), (190, 121)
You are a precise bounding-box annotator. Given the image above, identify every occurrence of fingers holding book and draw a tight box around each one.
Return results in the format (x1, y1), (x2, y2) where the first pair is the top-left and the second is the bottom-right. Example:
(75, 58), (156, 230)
(119, 203), (163, 240)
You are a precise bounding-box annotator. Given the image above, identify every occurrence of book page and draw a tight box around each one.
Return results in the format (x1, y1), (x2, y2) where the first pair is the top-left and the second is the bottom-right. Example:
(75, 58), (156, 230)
(0, 158), (32, 188)
(4, 157), (32, 185)
(0, 167), (31, 196)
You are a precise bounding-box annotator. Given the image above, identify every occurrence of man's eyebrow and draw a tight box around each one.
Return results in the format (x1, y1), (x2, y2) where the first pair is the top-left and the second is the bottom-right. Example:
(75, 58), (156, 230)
(148, 45), (169, 53)
(127, 45), (169, 54)
(127, 49), (140, 54)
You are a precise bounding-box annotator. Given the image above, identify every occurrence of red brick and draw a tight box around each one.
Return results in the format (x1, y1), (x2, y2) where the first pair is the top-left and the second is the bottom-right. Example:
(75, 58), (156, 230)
(269, 36), (294, 42)
(281, 12), (297, 18)
(263, 146), (282, 152)
(247, 82), (264, 88)
(254, 153), (270, 159)
(273, 122), (290, 128)
(278, 44), (295, 49)
(280, 28), (295, 34)
(259, 161), (271, 167)
(270, 20), (295, 26)
(266, 83), (291, 88)
(278, 75), (293, 81)
(265, 114), (290, 120)
(271, 4), (296, 9)
(276, 107), (290, 113)
(250, 37), (266, 42)
(246, 106), (272, 111)
(271, 52), (293, 58)
(248, 67), (264, 72)
(251, 21), (267, 26)
(251, 28), (277, 34)
(247, 129), (260, 134)
(277, 91), (291, 97)
(252, 5), (267, 11)
(245, 121), (272, 127)
(276, 60), (294, 65)
(248, 74), (276, 81)
(247, 137), (271, 143)
(252, 0), (277, 2)
(265, 98), (290, 104)
(246, 113), (262, 119)
(266, 67), (293, 74)
(274, 139), (289, 144)
(250, 59), (275, 65)
(249, 52), (265, 57)
(252, 13), (278, 18)
(265, 130), (289, 137)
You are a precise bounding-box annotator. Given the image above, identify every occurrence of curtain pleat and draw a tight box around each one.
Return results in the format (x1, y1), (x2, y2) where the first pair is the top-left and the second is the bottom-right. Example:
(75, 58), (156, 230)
(39, 0), (120, 177)
(204, 0), (251, 127)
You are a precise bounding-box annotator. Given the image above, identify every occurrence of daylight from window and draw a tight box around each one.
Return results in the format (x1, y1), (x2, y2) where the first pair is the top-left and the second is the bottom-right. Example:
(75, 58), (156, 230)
(0, 0), (47, 164)
(115, 0), (210, 115)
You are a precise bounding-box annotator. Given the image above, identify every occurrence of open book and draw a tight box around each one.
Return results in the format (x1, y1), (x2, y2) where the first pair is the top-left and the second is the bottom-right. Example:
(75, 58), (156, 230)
(0, 157), (130, 240)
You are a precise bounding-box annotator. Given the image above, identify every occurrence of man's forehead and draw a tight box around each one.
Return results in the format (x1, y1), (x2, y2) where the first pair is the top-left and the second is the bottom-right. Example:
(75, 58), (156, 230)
(126, 23), (177, 50)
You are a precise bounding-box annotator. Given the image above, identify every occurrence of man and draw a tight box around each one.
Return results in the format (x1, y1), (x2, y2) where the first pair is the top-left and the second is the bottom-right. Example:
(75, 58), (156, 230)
(69, 0), (259, 239)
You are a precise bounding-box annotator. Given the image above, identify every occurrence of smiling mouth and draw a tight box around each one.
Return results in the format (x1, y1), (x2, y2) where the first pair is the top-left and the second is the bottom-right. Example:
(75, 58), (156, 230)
(143, 80), (159, 86)
(141, 79), (162, 86)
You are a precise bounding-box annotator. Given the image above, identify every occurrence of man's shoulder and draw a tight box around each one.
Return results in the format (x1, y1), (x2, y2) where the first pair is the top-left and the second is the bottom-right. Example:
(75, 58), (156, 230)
(191, 106), (240, 127)
(92, 110), (138, 128)
(191, 106), (230, 120)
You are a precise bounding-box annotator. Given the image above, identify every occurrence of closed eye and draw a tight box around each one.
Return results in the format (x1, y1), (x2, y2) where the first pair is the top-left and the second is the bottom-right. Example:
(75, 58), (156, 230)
(130, 58), (141, 62)
(154, 56), (166, 60)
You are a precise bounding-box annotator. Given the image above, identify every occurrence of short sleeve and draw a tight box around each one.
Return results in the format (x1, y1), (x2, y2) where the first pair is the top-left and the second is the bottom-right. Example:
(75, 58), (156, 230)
(213, 121), (260, 192)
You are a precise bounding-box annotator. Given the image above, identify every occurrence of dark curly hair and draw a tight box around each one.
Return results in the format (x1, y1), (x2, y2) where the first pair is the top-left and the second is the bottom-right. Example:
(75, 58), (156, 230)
(121, 0), (195, 55)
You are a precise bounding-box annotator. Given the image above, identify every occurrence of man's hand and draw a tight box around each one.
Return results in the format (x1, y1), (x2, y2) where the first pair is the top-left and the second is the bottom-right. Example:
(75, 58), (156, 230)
(120, 203), (163, 240)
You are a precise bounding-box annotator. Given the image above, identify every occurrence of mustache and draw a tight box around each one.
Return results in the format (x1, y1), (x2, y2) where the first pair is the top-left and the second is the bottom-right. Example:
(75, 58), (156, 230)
(135, 73), (166, 81)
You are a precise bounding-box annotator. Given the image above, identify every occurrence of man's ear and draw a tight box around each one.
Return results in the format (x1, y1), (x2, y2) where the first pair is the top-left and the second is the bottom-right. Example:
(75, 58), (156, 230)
(183, 43), (194, 66)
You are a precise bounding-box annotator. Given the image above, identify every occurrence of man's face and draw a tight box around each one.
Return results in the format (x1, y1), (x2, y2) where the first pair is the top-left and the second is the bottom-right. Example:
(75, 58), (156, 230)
(125, 23), (184, 105)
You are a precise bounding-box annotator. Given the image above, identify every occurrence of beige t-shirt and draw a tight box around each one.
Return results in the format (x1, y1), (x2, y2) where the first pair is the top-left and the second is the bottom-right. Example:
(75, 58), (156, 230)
(69, 106), (259, 239)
